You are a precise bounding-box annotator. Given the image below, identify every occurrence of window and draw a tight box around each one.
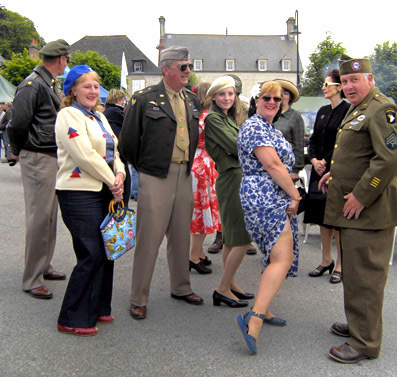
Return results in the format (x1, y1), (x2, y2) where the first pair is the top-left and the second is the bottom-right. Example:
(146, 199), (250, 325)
(194, 59), (202, 71)
(132, 80), (145, 93)
(225, 59), (235, 71)
(133, 61), (143, 72)
(282, 59), (291, 71)
(258, 59), (267, 71)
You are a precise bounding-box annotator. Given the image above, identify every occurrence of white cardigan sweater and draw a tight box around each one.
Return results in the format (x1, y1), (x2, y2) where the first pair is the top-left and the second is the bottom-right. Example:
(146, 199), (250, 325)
(55, 106), (125, 191)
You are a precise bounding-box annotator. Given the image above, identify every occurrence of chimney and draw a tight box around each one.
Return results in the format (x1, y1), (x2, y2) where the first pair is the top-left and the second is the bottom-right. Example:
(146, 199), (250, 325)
(157, 16), (166, 66)
(28, 38), (39, 60)
(286, 17), (295, 41)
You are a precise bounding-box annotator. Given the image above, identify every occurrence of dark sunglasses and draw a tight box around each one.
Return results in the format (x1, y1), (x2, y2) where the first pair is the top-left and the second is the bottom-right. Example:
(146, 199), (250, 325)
(262, 96), (282, 103)
(63, 54), (70, 63)
(174, 63), (193, 72)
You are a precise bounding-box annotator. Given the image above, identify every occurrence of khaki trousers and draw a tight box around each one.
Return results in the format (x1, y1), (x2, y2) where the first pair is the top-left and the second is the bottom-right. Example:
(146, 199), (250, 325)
(130, 164), (193, 306)
(340, 227), (394, 358)
(19, 150), (58, 290)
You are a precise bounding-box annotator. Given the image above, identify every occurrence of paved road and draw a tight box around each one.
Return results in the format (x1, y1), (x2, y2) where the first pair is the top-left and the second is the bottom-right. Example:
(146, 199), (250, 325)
(0, 161), (396, 377)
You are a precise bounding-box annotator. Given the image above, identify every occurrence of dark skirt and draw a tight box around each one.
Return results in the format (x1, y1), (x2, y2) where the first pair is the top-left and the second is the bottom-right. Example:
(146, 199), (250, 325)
(303, 167), (333, 229)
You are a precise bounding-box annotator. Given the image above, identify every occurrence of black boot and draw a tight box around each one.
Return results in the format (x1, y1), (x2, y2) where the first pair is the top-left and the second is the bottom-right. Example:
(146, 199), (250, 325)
(207, 231), (222, 254)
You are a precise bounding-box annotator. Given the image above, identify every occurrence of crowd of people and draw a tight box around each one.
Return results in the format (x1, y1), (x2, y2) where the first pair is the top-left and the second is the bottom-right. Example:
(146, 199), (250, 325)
(3, 40), (397, 364)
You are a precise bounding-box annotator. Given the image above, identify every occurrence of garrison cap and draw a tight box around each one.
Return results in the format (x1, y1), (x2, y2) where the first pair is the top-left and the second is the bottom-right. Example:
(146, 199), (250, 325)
(160, 46), (189, 64)
(39, 39), (70, 58)
(339, 53), (372, 75)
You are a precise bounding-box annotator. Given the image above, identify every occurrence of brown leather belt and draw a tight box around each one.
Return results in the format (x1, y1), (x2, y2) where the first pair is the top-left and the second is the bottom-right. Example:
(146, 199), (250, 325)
(172, 161), (188, 164)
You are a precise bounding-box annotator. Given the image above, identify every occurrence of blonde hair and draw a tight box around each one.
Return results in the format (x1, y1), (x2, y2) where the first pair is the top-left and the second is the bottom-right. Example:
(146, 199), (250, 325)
(61, 71), (101, 110)
(105, 88), (126, 105)
(259, 81), (282, 98)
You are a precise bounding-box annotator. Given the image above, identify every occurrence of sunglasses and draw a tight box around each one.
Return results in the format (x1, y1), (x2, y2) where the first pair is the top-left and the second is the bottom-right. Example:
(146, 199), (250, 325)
(173, 63), (193, 72)
(262, 96), (282, 103)
(322, 82), (340, 88)
(63, 54), (70, 63)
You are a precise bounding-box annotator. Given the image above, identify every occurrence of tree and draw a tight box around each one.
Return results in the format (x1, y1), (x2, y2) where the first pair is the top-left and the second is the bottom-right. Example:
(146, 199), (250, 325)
(188, 71), (200, 89)
(301, 33), (345, 96)
(70, 50), (120, 90)
(0, 49), (40, 86)
(0, 7), (45, 60)
(370, 41), (397, 103)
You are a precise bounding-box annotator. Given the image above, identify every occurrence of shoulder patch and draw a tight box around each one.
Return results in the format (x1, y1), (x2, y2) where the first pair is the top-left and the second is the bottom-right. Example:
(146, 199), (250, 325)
(130, 98), (137, 107)
(385, 132), (397, 150)
(70, 167), (81, 178)
(386, 109), (396, 124)
(68, 127), (79, 139)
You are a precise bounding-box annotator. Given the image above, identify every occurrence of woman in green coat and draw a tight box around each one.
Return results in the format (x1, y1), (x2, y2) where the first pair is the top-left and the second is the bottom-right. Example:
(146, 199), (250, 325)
(205, 76), (252, 308)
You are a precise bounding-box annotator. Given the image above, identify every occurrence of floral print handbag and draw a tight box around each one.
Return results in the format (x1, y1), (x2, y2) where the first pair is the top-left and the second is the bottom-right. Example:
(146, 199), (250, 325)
(100, 199), (136, 261)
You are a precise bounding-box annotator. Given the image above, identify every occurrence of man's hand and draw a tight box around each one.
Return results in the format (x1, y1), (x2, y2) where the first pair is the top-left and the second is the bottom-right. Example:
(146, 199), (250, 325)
(318, 172), (330, 194)
(12, 154), (19, 161)
(343, 193), (364, 220)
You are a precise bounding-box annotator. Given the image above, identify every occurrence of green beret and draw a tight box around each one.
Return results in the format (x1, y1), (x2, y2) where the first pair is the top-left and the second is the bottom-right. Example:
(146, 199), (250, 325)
(339, 53), (372, 75)
(39, 39), (70, 58)
(160, 46), (189, 64)
(228, 74), (243, 94)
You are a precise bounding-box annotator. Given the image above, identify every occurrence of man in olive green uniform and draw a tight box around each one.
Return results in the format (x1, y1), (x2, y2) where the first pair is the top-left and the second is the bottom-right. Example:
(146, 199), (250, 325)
(320, 55), (397, 363)
(120, 46), (203, 320)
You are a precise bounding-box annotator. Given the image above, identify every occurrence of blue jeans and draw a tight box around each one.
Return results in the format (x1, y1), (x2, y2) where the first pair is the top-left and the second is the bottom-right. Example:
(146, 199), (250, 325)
(130, 166), (139, 198)
(57, 186), (114, 328)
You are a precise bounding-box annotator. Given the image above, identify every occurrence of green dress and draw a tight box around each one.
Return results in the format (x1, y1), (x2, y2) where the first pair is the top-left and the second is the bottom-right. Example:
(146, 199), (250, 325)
(204, 110), (251, 246)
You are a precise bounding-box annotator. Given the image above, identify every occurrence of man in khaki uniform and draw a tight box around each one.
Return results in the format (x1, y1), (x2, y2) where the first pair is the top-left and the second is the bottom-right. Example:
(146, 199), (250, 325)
(320, 54), (397, 363)
(120, 46), (203, 320)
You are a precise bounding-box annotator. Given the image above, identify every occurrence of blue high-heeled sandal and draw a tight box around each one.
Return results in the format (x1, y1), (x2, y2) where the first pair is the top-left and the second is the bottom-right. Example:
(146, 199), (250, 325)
(236, 310), (265, 355)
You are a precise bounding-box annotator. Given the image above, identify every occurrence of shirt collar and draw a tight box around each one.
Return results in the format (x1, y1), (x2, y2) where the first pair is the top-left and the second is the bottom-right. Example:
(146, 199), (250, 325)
(164, 81), (185, 100)
(72, 102), (101, 121)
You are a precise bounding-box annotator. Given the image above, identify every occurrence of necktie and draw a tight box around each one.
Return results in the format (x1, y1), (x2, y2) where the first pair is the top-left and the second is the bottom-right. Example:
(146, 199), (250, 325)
(174, 93), (189, 151)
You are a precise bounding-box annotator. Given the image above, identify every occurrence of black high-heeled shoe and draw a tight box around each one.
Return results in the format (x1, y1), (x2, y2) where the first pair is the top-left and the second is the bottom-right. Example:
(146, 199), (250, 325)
(189, 260), (212, 274)
(231, 289), (255, 300)
(212, 290), (248, 308)
(199, 256), (212, 266)
(308, 260), (335, 277)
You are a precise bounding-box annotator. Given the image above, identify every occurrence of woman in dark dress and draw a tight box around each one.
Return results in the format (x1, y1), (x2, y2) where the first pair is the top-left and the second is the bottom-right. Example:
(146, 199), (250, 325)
(103, 89), (131, 205)
(304, 69), (350, 284)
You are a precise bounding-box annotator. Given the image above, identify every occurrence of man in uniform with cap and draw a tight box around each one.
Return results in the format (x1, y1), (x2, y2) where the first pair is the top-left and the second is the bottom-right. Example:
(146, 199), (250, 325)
(319, 54), (397, 363)
(120, 46), (203, 320)
(8, 39), (71, 299)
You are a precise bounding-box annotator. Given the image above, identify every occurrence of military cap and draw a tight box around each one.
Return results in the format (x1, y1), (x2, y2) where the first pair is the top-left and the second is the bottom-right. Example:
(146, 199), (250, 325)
(160, 46), (189, 64)
(339, 53), (372, 75)
(228, 74), (243, 94)
(39, 39), (70, 58)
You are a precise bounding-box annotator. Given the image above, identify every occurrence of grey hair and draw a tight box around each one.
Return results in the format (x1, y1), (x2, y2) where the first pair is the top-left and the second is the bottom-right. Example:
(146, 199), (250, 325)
(159, 59), (174, 69)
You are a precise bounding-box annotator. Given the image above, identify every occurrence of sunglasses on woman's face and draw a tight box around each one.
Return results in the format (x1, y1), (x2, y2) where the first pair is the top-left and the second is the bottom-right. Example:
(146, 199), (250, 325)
(322, 82), (340, 88)
(262, 96), (282, 103)
(173, 63), (193, 72)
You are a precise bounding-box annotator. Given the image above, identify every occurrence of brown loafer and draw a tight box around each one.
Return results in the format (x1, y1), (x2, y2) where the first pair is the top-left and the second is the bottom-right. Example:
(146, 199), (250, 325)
(57, 323), (98, 336)
(329, 343), (371, 364)
(330, 322), (350, 337)
(171, 292), (204, 305)
(24, 286), (53, 299)
(130, 305), (146, 320)
(43, 271), (66, 280)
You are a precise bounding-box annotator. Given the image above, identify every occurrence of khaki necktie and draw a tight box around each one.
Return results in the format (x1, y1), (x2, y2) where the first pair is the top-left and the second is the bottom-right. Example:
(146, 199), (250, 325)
(174, 93), (189, 152)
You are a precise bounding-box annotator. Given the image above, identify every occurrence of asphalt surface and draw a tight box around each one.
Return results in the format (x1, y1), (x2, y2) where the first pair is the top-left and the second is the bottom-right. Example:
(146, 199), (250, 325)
(0, 160), (396, 377)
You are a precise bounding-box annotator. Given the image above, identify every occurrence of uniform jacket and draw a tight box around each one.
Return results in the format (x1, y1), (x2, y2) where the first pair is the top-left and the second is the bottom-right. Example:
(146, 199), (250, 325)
(274, 108), (305, 173)
(119, 80), (200, 178)
(204, 110), (241, 174)
(7, 65), (60, 155)
(324, 87), (397, 229)
(55, 106), (125, 191)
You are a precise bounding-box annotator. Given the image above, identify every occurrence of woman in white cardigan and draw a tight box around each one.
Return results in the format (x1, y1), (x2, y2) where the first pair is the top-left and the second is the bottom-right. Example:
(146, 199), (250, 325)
(55, 65), (125, 337)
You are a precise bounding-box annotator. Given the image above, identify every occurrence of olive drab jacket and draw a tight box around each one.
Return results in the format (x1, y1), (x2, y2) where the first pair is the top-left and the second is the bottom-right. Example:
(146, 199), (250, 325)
(324, 87), (397, 230)
(119, 80), (200, 178)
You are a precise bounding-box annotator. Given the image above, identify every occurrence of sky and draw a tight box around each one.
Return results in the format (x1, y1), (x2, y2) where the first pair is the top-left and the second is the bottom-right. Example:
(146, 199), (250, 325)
(2, 0), (396, 71)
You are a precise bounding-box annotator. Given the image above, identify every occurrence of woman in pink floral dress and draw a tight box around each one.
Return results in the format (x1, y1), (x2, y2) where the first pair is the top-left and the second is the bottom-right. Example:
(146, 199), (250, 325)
(189, 82), (221, 274)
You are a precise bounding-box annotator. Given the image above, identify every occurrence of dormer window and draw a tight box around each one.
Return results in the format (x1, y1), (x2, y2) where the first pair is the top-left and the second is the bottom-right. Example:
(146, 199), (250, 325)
(225, 59), (235, 71)
(194, 59), (203, 71)
(281, 59), (291, 71)
(258, 59), (267, 71)
(132, 60), (144, 72)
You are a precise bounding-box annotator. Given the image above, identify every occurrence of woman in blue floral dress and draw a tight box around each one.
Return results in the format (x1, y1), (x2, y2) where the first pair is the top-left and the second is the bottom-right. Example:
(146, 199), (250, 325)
(236, 81), (302, 355)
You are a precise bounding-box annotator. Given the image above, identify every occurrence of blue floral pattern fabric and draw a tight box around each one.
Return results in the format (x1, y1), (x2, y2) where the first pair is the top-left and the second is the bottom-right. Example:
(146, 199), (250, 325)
(238, 114), (299, 277)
